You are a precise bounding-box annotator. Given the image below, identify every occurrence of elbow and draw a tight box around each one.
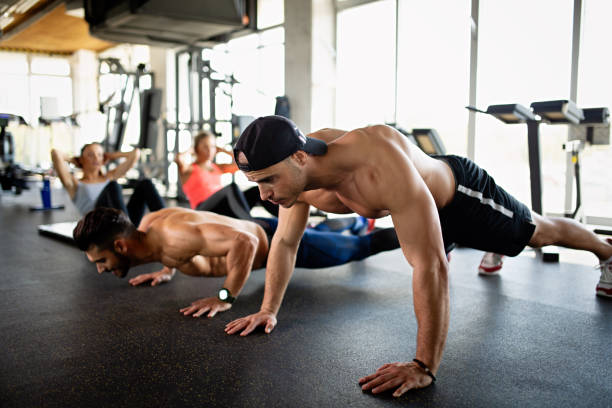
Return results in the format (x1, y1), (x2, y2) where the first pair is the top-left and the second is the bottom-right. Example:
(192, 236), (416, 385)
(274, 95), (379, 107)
(236, 232), (259, 257)
(432, 253), (449, 284)
(414, 254), (450, 291)
(50, 149), (63, 167)
(437, 257), (450, 288)
(132, 148), (141, 161)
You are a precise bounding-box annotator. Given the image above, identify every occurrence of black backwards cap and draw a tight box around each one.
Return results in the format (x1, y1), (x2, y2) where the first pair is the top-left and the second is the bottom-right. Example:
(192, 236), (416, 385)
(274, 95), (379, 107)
(233, 115), (328, 172)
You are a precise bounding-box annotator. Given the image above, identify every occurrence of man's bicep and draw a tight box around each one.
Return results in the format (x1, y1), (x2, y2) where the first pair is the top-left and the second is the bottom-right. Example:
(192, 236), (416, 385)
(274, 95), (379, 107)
(391, 199), (445, 269)
(386, 163), (446, 267)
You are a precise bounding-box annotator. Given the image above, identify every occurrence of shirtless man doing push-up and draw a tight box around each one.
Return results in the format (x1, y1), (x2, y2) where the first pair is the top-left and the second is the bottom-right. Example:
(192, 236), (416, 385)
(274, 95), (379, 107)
(225, 115), (612, 397)
(73, 207), (400, 317)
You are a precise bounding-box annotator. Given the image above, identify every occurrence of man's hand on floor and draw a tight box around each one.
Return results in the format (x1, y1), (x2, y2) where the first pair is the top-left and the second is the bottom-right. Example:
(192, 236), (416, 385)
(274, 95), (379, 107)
(224, 311), (277, 336)
(359, 361), (434, 397)
(180, 297), (232, 318)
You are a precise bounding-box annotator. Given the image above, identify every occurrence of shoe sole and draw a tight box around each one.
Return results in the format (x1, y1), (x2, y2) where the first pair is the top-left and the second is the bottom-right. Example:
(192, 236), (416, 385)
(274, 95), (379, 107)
(478, 265), (502, 276)
(478, 261), (503, 275)
(596, 282), (612, 298)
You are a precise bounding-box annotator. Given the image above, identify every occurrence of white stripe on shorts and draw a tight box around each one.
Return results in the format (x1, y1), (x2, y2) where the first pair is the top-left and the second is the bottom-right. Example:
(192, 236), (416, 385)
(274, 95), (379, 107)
(457, 184), (514, 219)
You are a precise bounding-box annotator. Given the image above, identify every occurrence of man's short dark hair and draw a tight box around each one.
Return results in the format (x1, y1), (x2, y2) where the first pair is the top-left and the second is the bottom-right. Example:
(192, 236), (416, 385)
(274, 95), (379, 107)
(73, 207), (135, 251)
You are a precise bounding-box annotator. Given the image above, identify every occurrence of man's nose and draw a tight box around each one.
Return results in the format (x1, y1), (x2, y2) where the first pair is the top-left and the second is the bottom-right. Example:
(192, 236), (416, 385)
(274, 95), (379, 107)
(96, 264), (104, 274)
(259, 186), (272, 201)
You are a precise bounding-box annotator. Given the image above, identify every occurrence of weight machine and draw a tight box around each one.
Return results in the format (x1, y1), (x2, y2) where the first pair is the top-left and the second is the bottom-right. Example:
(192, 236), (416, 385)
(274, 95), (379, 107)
(167, 47), (255, 198)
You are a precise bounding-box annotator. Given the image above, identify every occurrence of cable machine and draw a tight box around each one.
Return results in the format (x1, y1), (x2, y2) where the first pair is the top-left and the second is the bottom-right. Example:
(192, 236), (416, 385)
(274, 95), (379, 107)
(167, 47), (254, 198)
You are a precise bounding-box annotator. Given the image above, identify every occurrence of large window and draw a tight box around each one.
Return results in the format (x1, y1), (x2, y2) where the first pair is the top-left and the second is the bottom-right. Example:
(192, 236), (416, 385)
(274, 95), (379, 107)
(576, 0), (612, 218)
(336, 0), (396, 130)
(0, 53), (73, 124)
(0, 52), (29, 118)
(166, 28), (285, 190)
(395, 0), (471, 155)
(0, 53), (73, 168)
(475, 0), (573, 212)
(222, 26), (285, 118)
(336, 0), (470, 153)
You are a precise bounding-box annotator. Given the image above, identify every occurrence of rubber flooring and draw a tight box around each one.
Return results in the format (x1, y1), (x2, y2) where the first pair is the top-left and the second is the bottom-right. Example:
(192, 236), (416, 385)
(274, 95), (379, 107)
(1, 187), (611, 407)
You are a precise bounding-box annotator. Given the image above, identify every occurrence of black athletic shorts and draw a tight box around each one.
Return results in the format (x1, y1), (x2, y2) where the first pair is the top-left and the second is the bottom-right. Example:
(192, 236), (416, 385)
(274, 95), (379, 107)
(434, 155), (536, 257)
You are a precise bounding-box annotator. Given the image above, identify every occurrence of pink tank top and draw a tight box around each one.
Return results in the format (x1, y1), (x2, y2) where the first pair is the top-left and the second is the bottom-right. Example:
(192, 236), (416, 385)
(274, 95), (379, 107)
(182, 163), (223, 209)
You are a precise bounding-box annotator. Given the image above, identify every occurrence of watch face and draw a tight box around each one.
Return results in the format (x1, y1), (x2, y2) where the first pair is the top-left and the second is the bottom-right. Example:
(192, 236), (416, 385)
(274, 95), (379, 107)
(219, 289), (228, 300)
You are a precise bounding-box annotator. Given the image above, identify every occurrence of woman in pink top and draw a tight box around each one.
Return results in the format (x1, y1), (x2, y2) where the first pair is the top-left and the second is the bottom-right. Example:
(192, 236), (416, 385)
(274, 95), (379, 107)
(175, 131), (277, 218)
(175, 131), (239, 208)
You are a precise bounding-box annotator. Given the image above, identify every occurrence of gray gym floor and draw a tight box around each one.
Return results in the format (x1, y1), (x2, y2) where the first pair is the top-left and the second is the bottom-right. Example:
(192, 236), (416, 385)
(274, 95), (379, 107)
(1, 186), (611, 407)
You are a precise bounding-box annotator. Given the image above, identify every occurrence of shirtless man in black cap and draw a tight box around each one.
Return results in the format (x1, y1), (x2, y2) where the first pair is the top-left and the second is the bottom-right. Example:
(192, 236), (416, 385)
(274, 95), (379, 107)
(225, 115), (612, 397)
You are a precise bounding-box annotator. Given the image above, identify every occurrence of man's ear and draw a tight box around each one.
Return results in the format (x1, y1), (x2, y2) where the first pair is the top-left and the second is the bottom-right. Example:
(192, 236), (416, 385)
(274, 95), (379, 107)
(113, 238), (129, 255)
(291, 150), (308, 166)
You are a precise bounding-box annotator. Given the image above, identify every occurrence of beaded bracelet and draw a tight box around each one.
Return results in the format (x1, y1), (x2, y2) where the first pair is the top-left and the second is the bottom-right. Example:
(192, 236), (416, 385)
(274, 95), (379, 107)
(413, 358), (437, 382)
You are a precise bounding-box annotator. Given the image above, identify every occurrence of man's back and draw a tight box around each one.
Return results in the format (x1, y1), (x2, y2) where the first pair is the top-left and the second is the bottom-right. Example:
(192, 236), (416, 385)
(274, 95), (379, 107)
(140, 208), (269, 273)
(299, 125), (455, 217)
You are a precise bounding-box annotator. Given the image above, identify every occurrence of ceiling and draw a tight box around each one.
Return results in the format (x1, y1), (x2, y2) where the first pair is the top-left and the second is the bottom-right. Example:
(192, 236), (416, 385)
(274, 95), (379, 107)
(0, 0), (114, 55)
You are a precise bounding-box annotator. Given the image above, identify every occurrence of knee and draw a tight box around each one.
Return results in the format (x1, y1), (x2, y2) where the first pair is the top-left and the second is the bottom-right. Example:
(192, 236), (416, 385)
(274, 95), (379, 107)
(135, 178), (154, 189)
(529, 217), (560, 248)
(106, 180), (122, 193)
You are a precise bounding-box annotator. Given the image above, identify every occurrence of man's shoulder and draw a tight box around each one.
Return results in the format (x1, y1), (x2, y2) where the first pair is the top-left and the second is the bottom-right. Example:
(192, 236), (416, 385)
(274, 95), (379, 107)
(309, 128), (346, 143)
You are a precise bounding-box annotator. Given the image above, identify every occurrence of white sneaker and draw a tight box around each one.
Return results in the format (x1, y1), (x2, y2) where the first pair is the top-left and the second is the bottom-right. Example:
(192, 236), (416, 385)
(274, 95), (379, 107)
(478, 252), (504, 276)
(596, 255), (612, 298)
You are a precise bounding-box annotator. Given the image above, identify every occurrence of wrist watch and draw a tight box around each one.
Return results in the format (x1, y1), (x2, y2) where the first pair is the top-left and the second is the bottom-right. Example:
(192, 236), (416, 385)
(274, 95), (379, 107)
(217, 288), (235, 304)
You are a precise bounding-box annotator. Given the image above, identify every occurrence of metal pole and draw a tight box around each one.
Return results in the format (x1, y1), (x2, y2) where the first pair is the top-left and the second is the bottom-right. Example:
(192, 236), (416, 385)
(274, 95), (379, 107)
(197, 50), (204, 130)
(393, 0), (399, 124)
(527, 120), (543, 215)
(565, 0), (583, 215)
(174, 51), (181, 155)
(467, 0), (479, 160)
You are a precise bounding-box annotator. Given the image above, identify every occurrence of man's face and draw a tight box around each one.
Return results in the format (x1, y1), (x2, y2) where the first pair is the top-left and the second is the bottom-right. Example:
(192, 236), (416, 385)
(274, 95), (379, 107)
(245, 158), (305, 208)
(85, 245), (131, 278)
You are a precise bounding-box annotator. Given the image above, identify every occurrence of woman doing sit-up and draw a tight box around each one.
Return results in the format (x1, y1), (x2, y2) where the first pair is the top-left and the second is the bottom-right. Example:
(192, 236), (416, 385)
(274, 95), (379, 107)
(51, 143), (165, 225)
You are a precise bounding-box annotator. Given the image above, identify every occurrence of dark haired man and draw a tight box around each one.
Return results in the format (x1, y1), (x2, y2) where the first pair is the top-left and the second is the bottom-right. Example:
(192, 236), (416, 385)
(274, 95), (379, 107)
(73, 207), (400, 317)
(227, 115), (612, 397)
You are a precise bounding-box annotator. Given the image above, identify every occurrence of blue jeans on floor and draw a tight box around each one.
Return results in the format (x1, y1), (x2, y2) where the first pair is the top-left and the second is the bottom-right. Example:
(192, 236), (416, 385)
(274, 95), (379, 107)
(255, 218), (373, 269)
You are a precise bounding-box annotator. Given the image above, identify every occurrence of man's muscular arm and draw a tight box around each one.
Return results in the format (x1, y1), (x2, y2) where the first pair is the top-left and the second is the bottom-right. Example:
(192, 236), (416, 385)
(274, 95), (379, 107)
(358, 141), (449, 397)
(225, 201), (310, 336)
(177, 223), (260, 318)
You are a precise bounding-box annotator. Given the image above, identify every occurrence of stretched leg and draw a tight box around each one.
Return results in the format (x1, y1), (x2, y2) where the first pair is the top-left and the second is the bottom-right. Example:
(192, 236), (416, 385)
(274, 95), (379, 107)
(369, 228), (400, 254)
(196, 184), (252, 220)
(295, 227), (400, 269)
(313, 216), (365, 234)
(528, 213), (612, 298)
(227, 183), (256, 219)
(243, 185), (279, 217)
(528, 212), (612, 260)
(95, 181), (129, 215)
(196, 186), (229, 214)
(126, 179), (165, 226)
